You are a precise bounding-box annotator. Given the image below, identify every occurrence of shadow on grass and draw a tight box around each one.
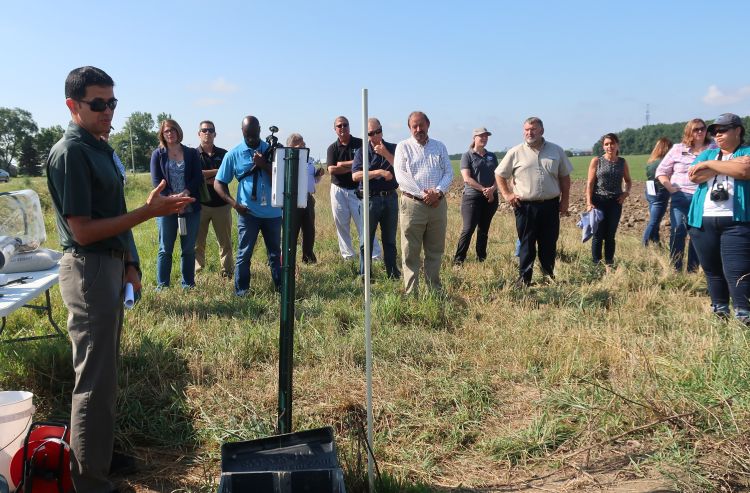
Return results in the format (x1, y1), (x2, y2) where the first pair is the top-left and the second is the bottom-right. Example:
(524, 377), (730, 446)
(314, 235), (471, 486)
(117, 335), (196, 450)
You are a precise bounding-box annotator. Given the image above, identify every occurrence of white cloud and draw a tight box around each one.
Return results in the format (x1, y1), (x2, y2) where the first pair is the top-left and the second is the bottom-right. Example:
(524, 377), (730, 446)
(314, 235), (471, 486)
(703, 84), (750, 105)
(193, 98), (225, 107)
(185, 77), (239, 95)
(209, 77), (238, 94)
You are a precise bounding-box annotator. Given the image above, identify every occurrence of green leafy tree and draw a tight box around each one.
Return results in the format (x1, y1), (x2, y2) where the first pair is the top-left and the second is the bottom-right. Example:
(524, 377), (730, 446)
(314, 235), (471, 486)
(35, 125), (65, 164)
(0, 107), (38, 171)
(18, 136), (41, 176)
(110, 112), (159, 172)
(156, 112), (172, 126)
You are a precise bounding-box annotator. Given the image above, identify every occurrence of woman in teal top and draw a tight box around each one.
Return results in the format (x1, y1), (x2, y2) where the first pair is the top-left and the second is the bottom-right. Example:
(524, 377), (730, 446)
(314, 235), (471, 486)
(687, 113), (750, 323)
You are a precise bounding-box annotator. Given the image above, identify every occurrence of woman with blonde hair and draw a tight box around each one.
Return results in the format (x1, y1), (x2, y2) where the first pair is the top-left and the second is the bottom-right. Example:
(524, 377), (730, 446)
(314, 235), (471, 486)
(585, 133), (632, 265)
(150, 119), (203, 289)
(655, 118), (714, 272)
(643, 137), (673, 245)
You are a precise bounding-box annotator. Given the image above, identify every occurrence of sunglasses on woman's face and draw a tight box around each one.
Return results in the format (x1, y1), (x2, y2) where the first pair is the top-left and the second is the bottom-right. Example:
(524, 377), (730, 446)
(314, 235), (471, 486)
(713, 125), (735, 135)
(77, 97), (118, 112)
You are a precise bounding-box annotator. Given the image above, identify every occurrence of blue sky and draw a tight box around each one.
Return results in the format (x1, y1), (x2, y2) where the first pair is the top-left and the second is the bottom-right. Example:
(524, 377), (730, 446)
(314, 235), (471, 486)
(2, 0), (749, 160)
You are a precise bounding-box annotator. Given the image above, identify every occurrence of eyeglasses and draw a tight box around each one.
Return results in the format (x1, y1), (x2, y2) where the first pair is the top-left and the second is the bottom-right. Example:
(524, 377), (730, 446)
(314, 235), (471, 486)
(693, 127), (706, 133)
(163, 128), (177, 134)
(200, 128), (215, 134)
(335, 123), (349, 129)
(712, 125), (736, 135)
(77, 97), (118, 112)
(367, 128), (383, 137)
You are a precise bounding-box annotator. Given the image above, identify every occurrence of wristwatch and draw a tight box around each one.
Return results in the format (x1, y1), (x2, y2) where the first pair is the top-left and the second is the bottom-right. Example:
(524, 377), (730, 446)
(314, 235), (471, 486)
(438, 190), (445, 199)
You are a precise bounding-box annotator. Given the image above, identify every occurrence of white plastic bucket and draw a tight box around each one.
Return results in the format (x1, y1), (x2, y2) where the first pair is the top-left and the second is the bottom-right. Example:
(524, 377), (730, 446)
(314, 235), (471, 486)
(0, 391), (34, 491)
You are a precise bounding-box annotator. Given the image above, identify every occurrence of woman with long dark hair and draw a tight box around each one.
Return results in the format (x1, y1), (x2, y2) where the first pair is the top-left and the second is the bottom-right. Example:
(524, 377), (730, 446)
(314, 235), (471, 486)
(585, 133), (632, 265)
(150, 119), (203, 289)
(655, 119), (714, 272)
(687, 113), (750, 323)
(643, 137), (673, 245)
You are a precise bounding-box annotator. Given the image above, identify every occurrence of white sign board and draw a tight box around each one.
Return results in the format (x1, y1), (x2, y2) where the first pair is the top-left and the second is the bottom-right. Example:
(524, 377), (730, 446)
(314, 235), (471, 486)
(271, 147), (309, 208)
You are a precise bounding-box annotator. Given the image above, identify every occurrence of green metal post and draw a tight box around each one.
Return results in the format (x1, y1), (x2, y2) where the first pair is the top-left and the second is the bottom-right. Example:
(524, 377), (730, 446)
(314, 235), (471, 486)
(277, 147), (299, 435)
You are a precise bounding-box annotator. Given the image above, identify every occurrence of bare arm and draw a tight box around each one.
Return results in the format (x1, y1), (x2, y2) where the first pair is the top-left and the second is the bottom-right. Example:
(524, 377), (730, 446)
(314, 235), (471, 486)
(66, 180), (194, 246)
(559, 174), (571, 215)
(496, 175), (520, 208)
(618, 160), (632, 204)
(688, 156), (750, 183)
(213, 179), (247, 214)
(328, 160), (353, 175)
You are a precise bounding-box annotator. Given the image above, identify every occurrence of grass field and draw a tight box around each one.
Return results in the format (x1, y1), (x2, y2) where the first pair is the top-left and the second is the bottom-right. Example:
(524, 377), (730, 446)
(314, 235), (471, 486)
(1, 173), (749, 492)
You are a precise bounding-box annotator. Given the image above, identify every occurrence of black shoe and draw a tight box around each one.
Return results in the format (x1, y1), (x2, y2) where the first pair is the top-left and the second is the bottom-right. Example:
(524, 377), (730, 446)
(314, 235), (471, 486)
(109, 451), (137, 476)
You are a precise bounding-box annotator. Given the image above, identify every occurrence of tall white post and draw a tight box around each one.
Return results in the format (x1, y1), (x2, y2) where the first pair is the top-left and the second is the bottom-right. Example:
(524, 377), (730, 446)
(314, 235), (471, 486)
(362, 88), (375, 492)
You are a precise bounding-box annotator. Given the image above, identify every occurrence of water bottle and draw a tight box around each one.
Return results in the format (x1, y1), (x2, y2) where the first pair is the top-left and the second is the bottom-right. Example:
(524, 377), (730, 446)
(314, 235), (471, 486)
(178, 214), (187, 236)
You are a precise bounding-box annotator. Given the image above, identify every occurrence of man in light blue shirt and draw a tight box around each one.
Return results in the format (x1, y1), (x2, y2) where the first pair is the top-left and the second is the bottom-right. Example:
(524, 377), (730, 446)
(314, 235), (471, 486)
(214, 116), (281, 295)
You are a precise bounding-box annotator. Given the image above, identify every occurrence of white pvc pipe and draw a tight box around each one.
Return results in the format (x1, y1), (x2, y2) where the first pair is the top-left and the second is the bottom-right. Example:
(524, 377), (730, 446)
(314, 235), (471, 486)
(362, 88), (375, 493)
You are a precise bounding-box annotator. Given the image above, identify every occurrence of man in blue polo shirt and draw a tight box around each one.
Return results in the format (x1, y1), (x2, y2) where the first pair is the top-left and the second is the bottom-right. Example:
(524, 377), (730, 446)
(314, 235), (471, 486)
(213, 116), (281, 295)
(352, 118), (400, 279)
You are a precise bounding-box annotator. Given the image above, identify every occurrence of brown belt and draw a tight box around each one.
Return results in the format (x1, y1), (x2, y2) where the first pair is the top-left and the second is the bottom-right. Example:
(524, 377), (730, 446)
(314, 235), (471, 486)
(401, 191), (423, 202)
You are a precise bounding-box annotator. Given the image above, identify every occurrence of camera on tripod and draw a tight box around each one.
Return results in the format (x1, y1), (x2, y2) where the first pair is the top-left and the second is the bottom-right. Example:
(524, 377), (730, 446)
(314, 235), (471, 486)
(262, 125), (281, 164)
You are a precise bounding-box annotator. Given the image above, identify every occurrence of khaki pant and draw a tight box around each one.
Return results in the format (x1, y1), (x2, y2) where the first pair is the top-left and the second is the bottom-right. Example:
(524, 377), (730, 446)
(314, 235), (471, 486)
(195, 204), (233, 277)
(399, 195), (447, 294)
(58, 252), (125, 493)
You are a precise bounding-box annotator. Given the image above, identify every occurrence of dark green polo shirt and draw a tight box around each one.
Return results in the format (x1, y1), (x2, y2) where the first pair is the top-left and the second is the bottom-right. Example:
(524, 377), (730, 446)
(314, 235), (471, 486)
(47, 122), (129, 252)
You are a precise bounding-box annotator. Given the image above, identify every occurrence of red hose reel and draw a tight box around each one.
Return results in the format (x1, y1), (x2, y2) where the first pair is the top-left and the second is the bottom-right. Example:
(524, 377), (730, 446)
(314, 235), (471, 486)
(10, 422), (72, 493)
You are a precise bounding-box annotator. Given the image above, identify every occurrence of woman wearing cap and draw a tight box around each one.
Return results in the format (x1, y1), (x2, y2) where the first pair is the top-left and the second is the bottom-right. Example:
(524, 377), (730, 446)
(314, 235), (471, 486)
(585, 133), (632, 265)
(655, 119), (714, 272)
(453, 128), (499, 265)
(150, 119), (203, 289)
(643, 137), (673, 246)
(687, 113), (750, 323)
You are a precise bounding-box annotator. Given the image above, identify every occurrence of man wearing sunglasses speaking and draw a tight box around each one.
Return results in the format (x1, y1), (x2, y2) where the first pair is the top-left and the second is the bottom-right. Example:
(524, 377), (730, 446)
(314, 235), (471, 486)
(195, 121), (233, 279)
(46, 66), (194, 492)
(327, 116), (382, 262)
(352, 118), (400, 280)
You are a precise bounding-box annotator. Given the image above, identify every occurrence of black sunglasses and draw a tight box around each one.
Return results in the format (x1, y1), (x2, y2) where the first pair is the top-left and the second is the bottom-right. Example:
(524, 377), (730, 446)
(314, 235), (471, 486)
(200, 128), (216, 134)
(77, 97), (118, 112)
(367, 128), (383, 137)
(712, 125), (736, 135)
(335, 123), (349, 129)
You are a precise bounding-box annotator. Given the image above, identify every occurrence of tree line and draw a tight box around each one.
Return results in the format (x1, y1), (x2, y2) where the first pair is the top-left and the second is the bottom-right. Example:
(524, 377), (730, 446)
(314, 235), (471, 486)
(3, 107), (749, 176)
(591, 116), (750, 155)
(0, 107), (171, 176)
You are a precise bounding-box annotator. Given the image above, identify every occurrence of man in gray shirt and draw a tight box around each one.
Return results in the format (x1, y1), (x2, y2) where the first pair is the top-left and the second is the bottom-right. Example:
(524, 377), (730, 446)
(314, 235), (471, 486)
(495, 117), (572, 286)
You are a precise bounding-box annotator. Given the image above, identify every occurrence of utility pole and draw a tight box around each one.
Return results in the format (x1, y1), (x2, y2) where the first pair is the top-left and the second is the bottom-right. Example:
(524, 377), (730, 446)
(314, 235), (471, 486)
(645, 104), (650, 127)
(128, 124), (135, 173)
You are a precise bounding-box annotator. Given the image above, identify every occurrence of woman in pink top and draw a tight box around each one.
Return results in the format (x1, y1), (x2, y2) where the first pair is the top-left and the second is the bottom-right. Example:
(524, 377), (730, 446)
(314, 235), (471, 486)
(655, 119), (714, 272)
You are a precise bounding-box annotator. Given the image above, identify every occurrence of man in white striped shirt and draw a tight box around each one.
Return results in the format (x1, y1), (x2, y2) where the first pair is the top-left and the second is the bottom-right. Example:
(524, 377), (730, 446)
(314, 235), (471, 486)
(394, 111), (454, 294)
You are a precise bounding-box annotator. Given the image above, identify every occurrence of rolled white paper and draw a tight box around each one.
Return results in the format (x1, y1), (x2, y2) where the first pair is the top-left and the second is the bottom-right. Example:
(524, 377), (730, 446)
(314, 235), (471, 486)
(124, 282), (135, 309)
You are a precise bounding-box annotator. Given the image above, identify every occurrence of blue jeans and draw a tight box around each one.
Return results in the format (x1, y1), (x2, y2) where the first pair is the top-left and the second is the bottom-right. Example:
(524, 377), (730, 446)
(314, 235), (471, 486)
(643, 189), (669, 246)
(157, 211), (200, 288)
(236, 212), (282, 293)
(669, 191), (699, 272)
(591, 195), (623, 265)
(689, 218), (750, 322)
(359, 193), (400, 278)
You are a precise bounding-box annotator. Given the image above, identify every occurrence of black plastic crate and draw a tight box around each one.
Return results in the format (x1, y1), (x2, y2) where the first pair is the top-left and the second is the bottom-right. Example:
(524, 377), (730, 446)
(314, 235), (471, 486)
(217, 427), (345, 493)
